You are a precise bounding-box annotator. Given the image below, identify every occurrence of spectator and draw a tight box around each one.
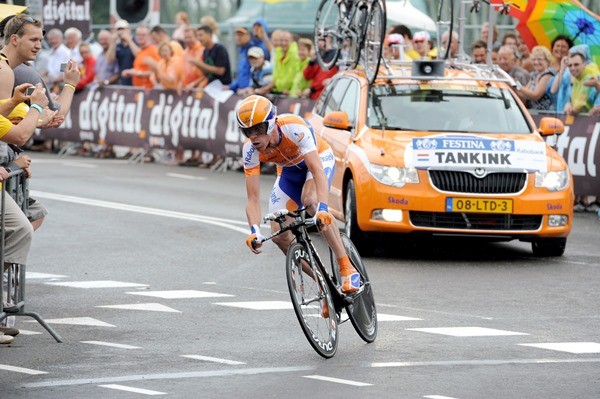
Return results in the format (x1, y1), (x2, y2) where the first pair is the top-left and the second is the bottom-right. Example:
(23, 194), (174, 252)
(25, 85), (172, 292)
(252, 18), (271, 60)
(490, 44), (500, 65)
(150, 25), (183, 57)
(516, 46), (556, 110)
(303, 45), (338, 100)
(75, 42), (96, 90)
(121, 26), (160, 89)
(64, 27), (83, 66)
(480, 22), (500, 48)
(199, 16), (220, 43)
(147, 42), (183, 91)
(290, 38), (313, 97)
(181, 27), (206, 90)
(517, 37), (534, 72)
(563, 45), (599, 115)
(584, 77), (600, 116)
(471, 40), (487, 64)
(191, 25), (231, 85)
(94, 29), (119, 87)
(441, 30), (459, 59)
(45, 28), (71, 87)
(224, 27), (255, 93)
(549, 36), (574, 111)
(269, 30), (300, 95)
(106, 19), (136, 86)
(238, 46), (273, 97)
(550, 35), (573, 70)
(172, 11), (190, 46)
(501, 31), (519, 49)
(389, 24), (419, 60)
(412, 31), (435, 60)
(497, 45), (530, 87)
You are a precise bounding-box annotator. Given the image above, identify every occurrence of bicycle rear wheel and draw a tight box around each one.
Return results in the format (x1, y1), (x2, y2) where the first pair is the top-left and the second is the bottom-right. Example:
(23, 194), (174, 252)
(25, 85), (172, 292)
(314, 0), (343, 70)
(339, 233), (378, 343)
(286, 242), (338, 358)
(361, 0), (386, 84)
(437, 0), (454, 60)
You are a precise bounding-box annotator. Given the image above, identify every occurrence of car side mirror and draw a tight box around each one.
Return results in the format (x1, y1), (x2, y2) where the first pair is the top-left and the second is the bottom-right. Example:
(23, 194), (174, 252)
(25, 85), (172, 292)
(538, 117), (565, 136)
(323, 111), (352, 131)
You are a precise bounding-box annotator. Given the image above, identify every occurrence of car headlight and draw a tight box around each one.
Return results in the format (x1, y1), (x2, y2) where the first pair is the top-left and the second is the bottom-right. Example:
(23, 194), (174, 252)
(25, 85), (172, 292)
(535, 170), (569, 191)
(369, 164), (419, 187)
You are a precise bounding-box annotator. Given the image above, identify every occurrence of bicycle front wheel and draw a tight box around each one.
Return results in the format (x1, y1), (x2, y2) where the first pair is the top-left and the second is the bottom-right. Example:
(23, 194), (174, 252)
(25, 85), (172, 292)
(286, 242), (338, 358)
(340, 233), (378, 343)
(361, 0), (386, 84)
(314, 0), (343, 70)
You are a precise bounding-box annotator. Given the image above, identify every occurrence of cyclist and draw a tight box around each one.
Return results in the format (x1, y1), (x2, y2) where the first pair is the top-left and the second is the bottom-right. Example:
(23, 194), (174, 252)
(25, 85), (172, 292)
(238, 94), (360, 294)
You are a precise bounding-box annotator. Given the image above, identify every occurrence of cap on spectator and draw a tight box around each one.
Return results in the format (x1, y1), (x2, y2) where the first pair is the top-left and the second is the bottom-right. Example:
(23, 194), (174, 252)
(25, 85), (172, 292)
(413, 31), (430, 43)
(114, 20), (130, 30)
(235, 27), (249, 35)
(568, 44), (590, 63)
(386, 33), (404, 46)
(247, 46), (265, 59)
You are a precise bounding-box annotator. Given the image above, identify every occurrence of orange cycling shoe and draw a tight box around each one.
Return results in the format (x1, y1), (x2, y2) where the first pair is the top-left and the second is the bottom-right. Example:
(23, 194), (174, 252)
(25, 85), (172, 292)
(339, 257), (361, 294)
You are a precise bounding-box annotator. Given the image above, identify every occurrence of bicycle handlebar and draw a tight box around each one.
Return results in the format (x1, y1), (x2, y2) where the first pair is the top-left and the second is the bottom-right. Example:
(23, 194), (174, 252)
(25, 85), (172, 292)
(254, 207), (317, 246)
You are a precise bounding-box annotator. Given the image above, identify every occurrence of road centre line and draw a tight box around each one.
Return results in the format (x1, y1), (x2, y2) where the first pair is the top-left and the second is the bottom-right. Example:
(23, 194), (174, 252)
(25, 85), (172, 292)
(0, 364), (48, 375)
(303, 375), (372, 386)
(81, 341), (141, 349)
(30, 190), (250, 234)
(22, 366), (315, 388)
(371, 358), (600, 368)
(181, 355), (246, 365)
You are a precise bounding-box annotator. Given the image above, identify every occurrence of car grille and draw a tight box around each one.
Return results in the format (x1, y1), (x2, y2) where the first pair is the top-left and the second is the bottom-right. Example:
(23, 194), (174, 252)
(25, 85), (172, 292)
(410, 212), (542, 231)
(429, 170), (527, 194)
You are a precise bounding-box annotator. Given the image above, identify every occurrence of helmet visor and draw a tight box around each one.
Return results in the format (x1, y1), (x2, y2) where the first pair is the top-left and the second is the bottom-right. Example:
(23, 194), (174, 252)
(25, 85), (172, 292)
(240, 121), (268, 138)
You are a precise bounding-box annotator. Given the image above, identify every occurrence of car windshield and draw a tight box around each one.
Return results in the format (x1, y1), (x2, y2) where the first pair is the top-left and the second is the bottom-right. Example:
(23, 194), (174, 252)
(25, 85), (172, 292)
(367, 84), (532, 134)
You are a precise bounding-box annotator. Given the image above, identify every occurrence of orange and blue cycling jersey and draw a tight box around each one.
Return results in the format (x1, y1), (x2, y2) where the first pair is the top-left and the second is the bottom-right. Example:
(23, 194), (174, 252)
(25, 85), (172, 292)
(242, 113), (335, 213)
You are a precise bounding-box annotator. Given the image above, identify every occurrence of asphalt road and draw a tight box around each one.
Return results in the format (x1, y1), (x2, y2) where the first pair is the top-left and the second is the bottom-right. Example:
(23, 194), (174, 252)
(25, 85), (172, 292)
(1, 153), (599, 398)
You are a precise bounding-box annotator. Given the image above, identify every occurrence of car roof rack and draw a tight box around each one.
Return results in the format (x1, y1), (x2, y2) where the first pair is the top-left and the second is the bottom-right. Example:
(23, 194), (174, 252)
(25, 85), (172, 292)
(378, 59), (518, 87)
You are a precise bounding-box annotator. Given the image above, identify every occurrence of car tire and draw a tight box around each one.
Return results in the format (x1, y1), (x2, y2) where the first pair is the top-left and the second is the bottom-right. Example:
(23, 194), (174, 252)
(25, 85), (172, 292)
(345, 179), (372, 255)
(531, 237), (567, 257)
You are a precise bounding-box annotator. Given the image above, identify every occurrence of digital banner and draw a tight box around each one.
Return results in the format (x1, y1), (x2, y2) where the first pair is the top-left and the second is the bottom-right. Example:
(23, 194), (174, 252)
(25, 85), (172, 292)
(37, 86), (599, 195)
(41, 0), (91, 40)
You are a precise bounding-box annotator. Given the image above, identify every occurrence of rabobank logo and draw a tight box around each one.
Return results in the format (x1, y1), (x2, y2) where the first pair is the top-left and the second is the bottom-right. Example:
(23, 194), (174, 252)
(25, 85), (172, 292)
(490, 140), (512, 151)
(415, 138), (438, 150)
(244, 146), (256, 165)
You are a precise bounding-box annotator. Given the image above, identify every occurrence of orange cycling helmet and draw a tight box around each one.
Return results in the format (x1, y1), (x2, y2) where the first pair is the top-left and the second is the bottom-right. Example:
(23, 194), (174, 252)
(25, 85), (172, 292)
(236, 95), (277, 137)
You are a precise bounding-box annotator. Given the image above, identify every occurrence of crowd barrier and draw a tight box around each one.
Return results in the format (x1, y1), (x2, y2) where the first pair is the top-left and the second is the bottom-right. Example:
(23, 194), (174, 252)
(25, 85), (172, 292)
(0, 170), (62, 342)
(37, 86), (599, 196)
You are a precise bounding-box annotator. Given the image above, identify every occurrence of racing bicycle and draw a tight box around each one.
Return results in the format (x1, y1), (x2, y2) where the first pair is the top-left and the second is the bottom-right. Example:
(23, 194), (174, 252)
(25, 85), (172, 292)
(257, 208), (377, 358)
(314, 0), (386, 85)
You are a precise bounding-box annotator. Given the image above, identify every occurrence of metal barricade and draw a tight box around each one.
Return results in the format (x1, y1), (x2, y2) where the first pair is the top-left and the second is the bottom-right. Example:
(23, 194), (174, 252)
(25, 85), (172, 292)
(0, 170), (62, 343)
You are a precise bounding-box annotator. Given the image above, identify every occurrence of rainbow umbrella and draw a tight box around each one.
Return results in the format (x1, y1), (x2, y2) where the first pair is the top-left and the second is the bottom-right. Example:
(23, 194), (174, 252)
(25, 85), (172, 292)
(514, 0), (600, 65)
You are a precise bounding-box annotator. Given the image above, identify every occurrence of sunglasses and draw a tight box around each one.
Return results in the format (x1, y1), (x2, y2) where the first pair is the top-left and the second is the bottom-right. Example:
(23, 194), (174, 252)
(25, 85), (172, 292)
(241, 122), (268, 138)
(10, 16), (44, 37)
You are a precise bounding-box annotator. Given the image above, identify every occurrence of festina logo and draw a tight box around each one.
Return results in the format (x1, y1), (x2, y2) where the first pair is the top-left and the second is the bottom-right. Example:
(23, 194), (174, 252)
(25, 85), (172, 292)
(435, 152), (511, 165)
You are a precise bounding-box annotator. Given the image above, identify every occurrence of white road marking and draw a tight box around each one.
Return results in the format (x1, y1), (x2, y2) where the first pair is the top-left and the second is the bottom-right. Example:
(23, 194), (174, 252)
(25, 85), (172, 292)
(424, 396), (460, 399)
(407, 327), (528, 337)
(81, 341), (141, 349)
(31, 190), (249, 234)
(214, 301), (293, 310)
(26, 272), (68, 279)
(0, 364), (48, 375)
(181, 355), (246, 365)
(98, 384), (166, 395)
(303, 375), (372, 386)
(97, 303), (180, 313)
(519, 342), (600, 354)
(371, 358), (600, 368)
(45, 280), (148, 289)
(16, 329), (43, 335)
(377, 314), (422, 321)
(25, 317), (115, 327)
(125, 290), (234, 299)
(166, 173), (207, 180)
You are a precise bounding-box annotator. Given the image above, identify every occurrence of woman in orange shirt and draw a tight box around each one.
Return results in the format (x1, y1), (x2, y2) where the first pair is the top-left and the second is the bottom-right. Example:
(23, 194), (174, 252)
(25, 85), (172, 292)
(148, 42), (183, 92)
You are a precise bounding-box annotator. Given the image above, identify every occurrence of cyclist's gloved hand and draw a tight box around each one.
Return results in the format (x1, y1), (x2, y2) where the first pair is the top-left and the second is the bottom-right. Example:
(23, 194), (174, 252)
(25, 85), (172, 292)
(314, 202), (333, 226)
(246, 224), (264, 254)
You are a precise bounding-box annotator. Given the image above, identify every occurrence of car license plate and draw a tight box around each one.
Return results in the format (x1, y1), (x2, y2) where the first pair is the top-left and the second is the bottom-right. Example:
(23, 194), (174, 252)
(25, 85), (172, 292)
(446, 198), (513, 214)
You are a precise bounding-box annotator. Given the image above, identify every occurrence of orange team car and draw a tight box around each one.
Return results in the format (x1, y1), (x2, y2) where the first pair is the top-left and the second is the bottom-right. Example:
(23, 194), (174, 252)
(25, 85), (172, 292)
(307, 60), (573, 257)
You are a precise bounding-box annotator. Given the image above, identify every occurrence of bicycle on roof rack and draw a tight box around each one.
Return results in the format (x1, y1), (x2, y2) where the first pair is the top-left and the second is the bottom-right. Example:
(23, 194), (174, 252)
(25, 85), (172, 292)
(314, 0), (386, 85)
(256, 207), (377, 358)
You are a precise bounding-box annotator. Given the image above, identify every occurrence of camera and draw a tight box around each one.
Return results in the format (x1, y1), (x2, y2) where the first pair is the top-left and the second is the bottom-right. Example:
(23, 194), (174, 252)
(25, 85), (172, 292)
(26, 87), (35, 96)
(60, 63), (67, 72)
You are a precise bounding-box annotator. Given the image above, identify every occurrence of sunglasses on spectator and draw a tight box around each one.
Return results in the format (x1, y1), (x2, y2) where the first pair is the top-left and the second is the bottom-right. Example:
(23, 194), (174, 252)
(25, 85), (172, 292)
(240, 122), (268, 138)
(12, 16), (44, 36)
